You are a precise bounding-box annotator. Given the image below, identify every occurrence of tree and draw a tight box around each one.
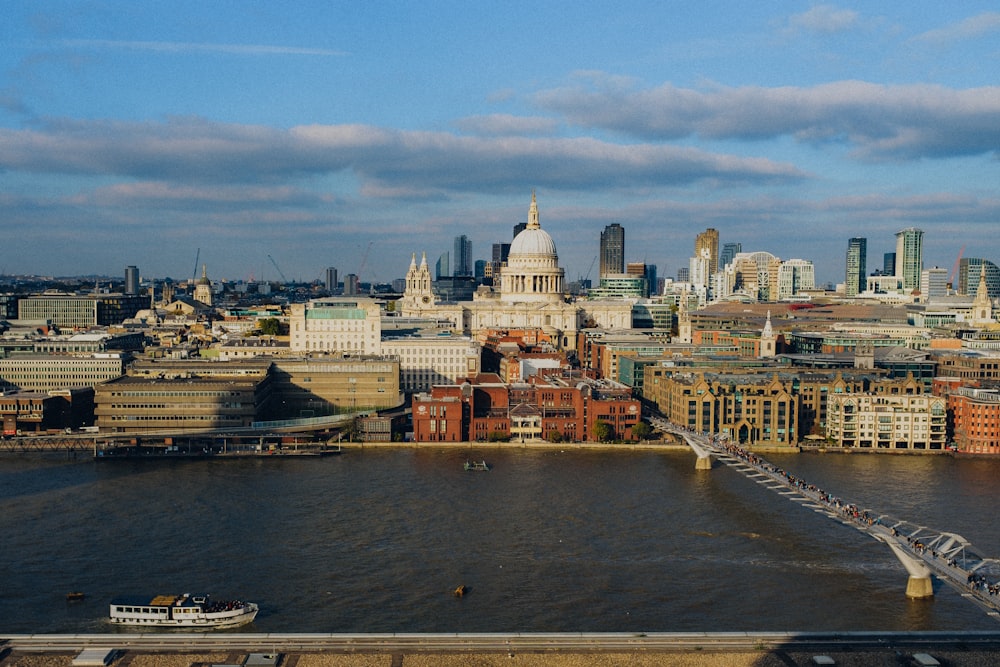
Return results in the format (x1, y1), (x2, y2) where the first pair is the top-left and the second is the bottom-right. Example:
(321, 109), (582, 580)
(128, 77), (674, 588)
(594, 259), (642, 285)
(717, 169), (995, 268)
(632, 421), (652, 442)
(591, 419), (613, 443)
(341, 417), (361, 442)
(258, 317), (283, 336)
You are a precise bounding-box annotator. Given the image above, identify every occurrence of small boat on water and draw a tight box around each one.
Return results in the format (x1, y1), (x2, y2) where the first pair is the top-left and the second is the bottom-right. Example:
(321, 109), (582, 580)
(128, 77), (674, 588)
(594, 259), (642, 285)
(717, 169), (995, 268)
(464, 460), (490, 471)
(109, 593), (258, 628)
(66, 592), (85, 602)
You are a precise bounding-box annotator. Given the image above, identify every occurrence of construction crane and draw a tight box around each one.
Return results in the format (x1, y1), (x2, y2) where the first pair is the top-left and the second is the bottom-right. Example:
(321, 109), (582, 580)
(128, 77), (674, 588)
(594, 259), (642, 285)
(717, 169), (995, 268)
(357, 241), (373, 278)
(948, 245), (965, 291)
(583, 255), (598, 283)
(192, 248), (200, 283)
(267, 254), (288, 283)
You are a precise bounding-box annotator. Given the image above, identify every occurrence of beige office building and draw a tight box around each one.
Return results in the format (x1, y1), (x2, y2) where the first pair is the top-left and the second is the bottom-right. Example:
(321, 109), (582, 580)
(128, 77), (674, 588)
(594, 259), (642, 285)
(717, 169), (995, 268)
(288, 299), (382, 354)
(0, 354), (127, 392)
(269, 357), (402, 418)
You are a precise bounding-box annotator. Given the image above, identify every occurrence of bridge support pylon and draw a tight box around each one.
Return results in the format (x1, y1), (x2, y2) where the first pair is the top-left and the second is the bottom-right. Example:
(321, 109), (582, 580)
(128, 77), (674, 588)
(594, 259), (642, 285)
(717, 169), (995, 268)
(695, 454), (713, 470)
(883, 537), (934, 599)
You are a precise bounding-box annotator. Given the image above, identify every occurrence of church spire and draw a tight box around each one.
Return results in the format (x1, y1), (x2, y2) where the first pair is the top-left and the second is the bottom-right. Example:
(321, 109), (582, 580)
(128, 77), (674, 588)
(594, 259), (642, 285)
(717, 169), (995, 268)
(976, 263), (989, 300)
(972, 263), (993, 326)
(527, 190), (540, 230)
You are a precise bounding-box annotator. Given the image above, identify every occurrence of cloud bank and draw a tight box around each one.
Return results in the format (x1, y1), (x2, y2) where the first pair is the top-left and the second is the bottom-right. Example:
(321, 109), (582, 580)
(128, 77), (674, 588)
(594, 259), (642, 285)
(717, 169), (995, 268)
(533, 77), (1000, 160)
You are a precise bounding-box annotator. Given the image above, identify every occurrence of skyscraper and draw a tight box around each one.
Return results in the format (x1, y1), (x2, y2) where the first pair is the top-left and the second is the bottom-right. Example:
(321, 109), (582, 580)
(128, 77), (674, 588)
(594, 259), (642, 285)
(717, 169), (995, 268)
(959, 258), (1000, 297)
(694, 228), (719, 277)
(489, 242), (511, 286)
(845, 238), (867, 297)
(599, 223), (625, 277)
(453, 235), (472, 277)
(720, 242), (741, 271)
(124, 265), (140, 295)
(895, 227), (924, 291)
(325, 267), (338, 293)
(920, 267), (948, 299)
(435, 252), (450, 280)
(492, 242), (511, 264)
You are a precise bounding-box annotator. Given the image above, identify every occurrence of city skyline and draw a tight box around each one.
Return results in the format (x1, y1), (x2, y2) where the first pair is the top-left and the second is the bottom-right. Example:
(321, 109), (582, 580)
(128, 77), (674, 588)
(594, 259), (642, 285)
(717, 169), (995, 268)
(1, 3), (999, 285)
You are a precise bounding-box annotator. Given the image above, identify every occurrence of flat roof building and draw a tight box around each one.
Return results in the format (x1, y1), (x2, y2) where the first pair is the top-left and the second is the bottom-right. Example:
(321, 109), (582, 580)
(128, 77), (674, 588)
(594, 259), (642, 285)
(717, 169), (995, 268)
(18, 293), (148, 328)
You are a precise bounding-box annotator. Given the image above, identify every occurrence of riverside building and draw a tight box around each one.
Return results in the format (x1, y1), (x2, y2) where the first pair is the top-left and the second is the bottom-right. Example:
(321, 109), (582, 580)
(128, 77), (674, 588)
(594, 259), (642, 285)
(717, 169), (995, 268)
(411, 371), (640, 444)
(0, 353), (127, 392)
(93, 359), (275, 434)
(947, 387), (1000, 454)
(825, 392), (947, 450)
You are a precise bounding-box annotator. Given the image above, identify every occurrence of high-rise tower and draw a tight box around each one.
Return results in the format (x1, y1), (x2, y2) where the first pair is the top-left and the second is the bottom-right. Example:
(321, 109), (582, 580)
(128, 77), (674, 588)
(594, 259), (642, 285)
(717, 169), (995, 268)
(599, 223), (625, 278)
(124, 265), (140, 296)
(895, 227), (924, 291)
(845, 237), (867, 297)
(720, 242), (741, 271)
(694, 228), (719, 277)
(453, 235), (472, 277)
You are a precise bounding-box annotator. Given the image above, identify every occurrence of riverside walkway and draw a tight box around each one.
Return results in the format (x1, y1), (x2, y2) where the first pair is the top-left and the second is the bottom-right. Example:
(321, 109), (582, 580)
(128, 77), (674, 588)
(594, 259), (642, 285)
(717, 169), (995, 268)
(655, 418), (1000, 622)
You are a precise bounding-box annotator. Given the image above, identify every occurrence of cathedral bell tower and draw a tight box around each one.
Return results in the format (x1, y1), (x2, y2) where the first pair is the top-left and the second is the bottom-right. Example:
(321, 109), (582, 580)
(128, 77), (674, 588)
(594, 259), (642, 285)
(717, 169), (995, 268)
(402, 252), (435, 310)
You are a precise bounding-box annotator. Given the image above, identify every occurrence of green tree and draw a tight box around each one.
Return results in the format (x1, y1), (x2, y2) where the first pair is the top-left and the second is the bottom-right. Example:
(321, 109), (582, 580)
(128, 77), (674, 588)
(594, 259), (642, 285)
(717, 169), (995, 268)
(632, 421), (652, 441)
(592, 419), (613, 443)
(341, 417), (361, 442)
(258, 317), (282, 336)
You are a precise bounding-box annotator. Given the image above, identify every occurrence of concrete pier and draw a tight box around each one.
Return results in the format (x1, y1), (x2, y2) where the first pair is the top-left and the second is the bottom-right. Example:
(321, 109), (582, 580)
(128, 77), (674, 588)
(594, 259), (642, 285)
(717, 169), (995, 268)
(907, 574), (935, 598)
(884, 536), (935, 599)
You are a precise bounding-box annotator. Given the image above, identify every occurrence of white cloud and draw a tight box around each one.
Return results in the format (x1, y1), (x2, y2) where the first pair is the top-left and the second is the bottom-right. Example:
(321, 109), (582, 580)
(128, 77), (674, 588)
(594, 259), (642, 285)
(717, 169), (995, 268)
(787, 4), (860, 34)
(453, 114), (559, 137)
(57, 39), (348, 57)
(533, 78), (1000, 161)
(912, 12), (1000, 45)
(0, 116), (805, 194)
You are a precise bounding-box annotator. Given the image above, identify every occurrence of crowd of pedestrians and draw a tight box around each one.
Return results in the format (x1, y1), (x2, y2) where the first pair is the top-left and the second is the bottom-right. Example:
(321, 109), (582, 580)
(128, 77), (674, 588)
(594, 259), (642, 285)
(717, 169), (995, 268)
(673, 426), (1000, 606)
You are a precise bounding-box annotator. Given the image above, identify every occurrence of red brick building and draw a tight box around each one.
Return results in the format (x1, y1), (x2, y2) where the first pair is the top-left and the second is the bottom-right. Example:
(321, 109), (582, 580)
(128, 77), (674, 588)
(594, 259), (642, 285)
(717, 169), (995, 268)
(947, 388), (1000, 454)
(412, 371), (641, 443)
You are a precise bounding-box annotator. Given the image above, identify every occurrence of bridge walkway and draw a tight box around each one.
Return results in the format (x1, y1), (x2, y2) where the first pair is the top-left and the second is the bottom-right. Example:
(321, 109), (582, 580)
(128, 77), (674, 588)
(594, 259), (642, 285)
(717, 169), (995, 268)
(667, 422), (1000, 622)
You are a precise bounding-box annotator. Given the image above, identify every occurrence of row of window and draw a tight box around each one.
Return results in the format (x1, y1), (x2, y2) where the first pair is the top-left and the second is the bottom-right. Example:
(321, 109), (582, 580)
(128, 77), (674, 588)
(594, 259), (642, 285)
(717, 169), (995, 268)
(114, 606), (167, 615)
(104, 403), (245, 410)
(108, 415), (245, 421)
(106, 391), (246, 397)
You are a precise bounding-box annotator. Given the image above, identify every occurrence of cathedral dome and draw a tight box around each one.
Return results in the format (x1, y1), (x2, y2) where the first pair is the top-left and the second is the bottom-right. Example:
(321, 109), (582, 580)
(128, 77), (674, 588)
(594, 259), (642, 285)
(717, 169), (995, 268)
(510, 226), (557, 258)
(508, 191), (557, 262)
(499, 192), (565, 305)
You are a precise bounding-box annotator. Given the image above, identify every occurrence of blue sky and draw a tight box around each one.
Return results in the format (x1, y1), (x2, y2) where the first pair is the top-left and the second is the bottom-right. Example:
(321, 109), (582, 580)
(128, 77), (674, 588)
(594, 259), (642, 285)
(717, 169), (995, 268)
(1, 2), (999, 287)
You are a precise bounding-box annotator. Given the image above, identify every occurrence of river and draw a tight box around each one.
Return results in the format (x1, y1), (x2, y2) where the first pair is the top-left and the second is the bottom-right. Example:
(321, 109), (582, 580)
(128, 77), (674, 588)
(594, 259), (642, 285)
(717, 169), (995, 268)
(2, 447), (999, 633)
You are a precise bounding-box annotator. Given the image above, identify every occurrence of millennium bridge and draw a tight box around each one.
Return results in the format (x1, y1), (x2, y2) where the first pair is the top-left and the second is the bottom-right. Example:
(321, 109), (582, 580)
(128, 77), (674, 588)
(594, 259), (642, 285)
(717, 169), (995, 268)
(652, 416), (1000, 622)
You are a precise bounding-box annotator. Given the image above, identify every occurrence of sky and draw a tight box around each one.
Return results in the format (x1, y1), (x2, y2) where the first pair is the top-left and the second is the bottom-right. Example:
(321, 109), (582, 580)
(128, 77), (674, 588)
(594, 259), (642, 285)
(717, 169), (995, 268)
(1, 2), (999, 287)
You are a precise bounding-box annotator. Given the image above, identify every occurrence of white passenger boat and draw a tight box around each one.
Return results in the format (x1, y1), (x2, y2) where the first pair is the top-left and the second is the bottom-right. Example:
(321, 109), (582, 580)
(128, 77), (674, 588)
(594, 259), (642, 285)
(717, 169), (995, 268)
(109, 593), (258, 628)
